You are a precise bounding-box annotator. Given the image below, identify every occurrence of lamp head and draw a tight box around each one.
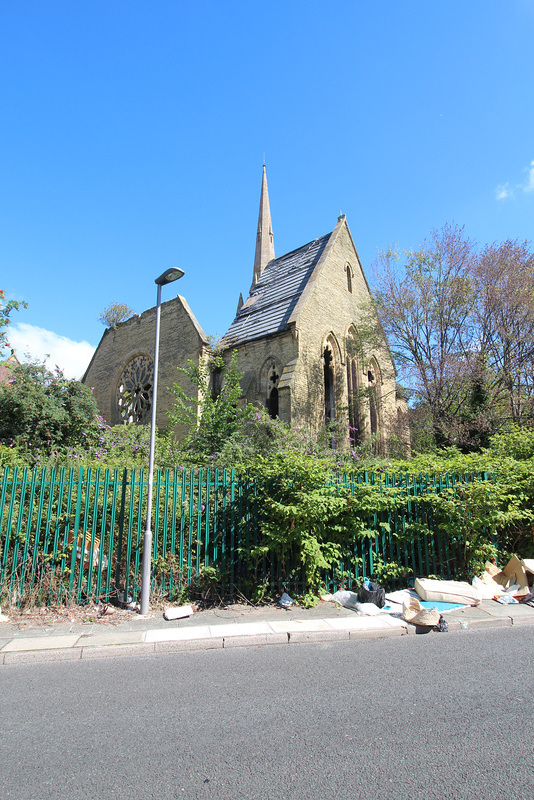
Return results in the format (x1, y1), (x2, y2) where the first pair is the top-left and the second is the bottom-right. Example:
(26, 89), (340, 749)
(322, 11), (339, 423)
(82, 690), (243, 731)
(155, 267), (185, 286)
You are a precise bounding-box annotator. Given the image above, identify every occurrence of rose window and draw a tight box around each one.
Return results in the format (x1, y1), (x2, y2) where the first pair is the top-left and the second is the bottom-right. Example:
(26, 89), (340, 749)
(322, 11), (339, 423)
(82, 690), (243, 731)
(117, 355), (154, 424)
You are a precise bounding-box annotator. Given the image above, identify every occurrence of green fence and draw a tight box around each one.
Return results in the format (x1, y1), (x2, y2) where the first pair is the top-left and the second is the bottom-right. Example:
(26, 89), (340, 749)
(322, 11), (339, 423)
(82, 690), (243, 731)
(0, 466), (491, 606)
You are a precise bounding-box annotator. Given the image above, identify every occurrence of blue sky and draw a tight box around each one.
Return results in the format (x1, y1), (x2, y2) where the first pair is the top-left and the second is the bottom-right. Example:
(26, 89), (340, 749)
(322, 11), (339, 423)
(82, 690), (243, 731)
(1, 0), (534, 377)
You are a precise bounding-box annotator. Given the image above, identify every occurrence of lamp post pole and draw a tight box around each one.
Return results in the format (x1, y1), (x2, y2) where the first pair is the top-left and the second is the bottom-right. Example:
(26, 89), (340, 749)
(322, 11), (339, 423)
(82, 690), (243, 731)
(140, 267), (184, 616)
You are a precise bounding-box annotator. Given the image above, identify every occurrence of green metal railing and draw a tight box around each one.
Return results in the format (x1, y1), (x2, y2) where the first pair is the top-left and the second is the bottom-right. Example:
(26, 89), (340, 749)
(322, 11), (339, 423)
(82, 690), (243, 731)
(0, 466), (491, 606)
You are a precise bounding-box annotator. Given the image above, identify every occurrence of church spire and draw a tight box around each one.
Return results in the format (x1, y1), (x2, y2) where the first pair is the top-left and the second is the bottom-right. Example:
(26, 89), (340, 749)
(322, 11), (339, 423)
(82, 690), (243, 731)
(251, 165), (275, 290)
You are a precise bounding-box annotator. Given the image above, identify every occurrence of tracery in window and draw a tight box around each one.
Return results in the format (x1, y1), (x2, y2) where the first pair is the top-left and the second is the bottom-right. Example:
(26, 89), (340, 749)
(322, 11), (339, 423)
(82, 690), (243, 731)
(117, 355), (154, 424)
(261, 358), (280, 418)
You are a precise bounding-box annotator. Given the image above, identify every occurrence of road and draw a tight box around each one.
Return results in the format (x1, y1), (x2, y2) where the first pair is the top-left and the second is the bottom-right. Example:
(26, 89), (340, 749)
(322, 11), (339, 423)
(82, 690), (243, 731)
(1, 626), (533, 800)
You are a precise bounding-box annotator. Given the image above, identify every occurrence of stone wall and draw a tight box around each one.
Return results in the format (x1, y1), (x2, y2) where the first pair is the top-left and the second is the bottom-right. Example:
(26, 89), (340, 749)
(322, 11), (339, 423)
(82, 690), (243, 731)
(290, 220), (398, 450)
(83, 295), (207, 436)
(223, 219), (399, 452)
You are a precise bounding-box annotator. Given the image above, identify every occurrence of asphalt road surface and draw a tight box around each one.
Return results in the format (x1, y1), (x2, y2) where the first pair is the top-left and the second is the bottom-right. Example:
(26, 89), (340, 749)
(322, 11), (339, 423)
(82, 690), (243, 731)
(1, 626), (533, 800)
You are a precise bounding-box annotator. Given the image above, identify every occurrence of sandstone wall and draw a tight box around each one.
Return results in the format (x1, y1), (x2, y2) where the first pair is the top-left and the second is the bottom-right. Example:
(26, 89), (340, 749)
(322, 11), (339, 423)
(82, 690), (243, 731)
(83, 295), (207, 436)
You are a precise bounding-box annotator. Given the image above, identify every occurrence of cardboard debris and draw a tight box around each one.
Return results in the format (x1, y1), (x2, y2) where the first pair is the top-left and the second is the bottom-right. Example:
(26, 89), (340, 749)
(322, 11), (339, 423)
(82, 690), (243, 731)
(402, 596), (440, 627)
(477, 556), (533, 598)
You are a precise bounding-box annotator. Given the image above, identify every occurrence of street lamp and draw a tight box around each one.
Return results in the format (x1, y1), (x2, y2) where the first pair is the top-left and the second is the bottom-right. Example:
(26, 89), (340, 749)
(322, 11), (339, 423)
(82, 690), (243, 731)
(140, 267), (185, 616)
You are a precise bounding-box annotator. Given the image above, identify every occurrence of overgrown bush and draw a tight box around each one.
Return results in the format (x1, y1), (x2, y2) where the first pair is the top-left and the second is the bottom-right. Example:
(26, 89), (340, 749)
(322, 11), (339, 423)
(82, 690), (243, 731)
(0, 361), (101, 462)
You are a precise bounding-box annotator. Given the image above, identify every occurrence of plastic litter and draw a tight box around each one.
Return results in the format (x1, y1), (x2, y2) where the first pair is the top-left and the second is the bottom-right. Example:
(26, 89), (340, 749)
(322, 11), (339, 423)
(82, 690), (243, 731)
(279, 592), (294, 609)
(354, 601), (381, 616)
(357, 580), (386, 608)
(332, 590), (360, 611)
(433, 615), (448, 632)
(494, 594), (518, 604)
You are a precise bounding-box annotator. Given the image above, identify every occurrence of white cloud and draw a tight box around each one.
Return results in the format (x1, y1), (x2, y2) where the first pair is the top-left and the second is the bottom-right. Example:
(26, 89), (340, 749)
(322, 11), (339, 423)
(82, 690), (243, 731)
(524, 160), (534, 193)
(495, 159), (534, 199)
(3, 323), (96, 380)
(495, 182), (513, 200)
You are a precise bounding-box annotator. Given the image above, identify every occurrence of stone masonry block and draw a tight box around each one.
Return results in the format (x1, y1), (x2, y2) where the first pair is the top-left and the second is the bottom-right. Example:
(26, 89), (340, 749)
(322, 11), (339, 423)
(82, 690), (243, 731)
(3, 648), (82, 665)
(155, 637), (224, 653)
(81, 643), (156, 659)
(288, 629), (350, 644)
(223, 633), (288, 648)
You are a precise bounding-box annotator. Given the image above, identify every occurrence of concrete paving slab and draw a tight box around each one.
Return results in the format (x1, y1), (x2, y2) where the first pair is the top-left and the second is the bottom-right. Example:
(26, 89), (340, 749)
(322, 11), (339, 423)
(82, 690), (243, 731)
(381, 616), (408, 629)
(449, 606), (493, 620)
(208, 622), (273, 638)
(486, 603), (534, 620)
(145, 625), (211, 643)
(2, 634), (80, 652)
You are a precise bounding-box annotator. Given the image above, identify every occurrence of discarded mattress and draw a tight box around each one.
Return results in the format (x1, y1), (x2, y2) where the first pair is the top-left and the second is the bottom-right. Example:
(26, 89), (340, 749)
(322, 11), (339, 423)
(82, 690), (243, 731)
(415, 578), (482, 606)
(386, 589), (466, 613)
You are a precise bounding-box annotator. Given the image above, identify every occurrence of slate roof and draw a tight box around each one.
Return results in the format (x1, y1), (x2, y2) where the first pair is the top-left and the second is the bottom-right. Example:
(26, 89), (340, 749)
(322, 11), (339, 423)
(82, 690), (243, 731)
(223, 232), (331, 346)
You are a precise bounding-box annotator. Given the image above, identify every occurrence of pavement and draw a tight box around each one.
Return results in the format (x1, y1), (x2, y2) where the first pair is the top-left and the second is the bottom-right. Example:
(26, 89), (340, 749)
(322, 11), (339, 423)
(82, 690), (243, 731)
(1, 595), (534, 665)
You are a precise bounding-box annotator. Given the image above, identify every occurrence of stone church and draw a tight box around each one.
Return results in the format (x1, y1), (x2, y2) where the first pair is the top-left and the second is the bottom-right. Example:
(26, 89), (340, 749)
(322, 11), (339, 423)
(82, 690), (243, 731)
(83, 168), (407, 452)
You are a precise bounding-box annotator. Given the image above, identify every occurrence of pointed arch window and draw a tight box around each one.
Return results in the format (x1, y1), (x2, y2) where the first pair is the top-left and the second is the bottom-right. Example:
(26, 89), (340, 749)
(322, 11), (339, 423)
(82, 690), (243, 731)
(323, 346), (335, 425)
(261, 358), (280, 419)
(346, 264), (353, 293)
(367, 359), (382, 452)
(346, 328), (360, 446)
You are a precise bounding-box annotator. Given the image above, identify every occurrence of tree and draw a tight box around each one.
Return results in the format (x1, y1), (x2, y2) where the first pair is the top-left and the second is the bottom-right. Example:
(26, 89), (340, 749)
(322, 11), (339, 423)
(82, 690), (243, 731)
(0, 289), (27, 350)
(373, 226), (534, 451)
(0, 360), (101, 458)
(473, 239), (534, 426)
(99, 302), (135, 328)
(372, 224), (477, 448)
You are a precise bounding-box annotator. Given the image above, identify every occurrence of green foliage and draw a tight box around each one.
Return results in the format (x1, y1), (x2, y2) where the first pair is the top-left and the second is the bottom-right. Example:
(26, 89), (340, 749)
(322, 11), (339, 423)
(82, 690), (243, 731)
(486, 425), (534, 461)
(167, 349), (248, 465)
(99, 302), (135, 328)
(0, 442), (27, 469)
(372, 557), (412, 584)
(0, 289), (27, 350)
(246, 451), (376, 591)
(0, 361), (101, 462)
